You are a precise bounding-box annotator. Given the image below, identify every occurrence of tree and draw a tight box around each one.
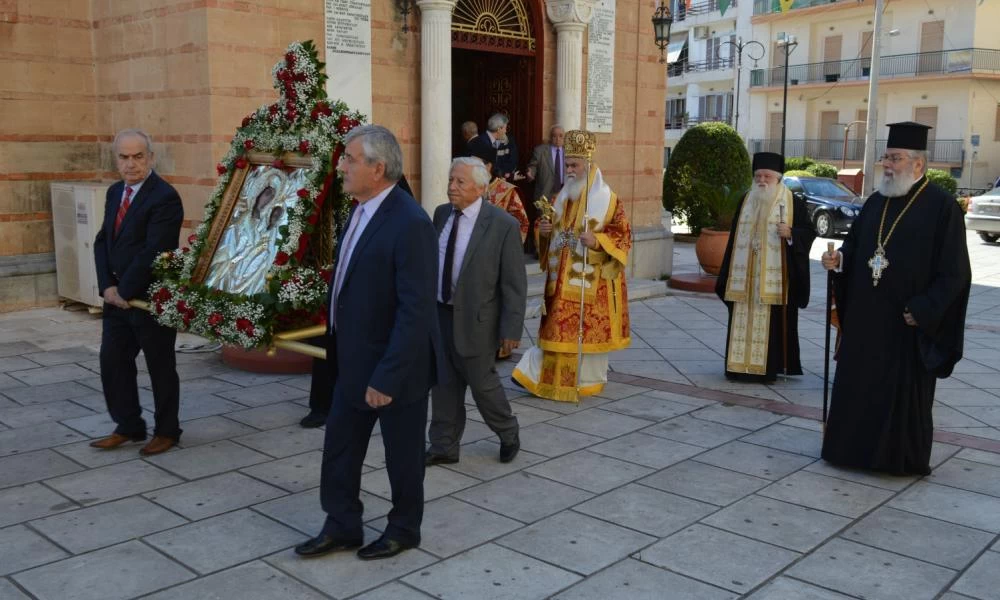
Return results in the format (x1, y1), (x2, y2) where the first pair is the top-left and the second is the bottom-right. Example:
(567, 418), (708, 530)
(806, 163), (838, 179)
(926, 168), (958, 196)
(663, 123), (751, 234)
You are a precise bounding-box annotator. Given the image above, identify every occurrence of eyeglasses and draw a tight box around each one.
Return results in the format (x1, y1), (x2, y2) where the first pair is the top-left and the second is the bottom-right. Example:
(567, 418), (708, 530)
(879, 153), (910, 164)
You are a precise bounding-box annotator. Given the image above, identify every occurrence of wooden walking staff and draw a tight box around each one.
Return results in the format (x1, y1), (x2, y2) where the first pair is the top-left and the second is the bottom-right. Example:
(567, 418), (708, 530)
(576, 214), (591, 393)
(779, 203), (788, 377)
(823, 241), (835, 430)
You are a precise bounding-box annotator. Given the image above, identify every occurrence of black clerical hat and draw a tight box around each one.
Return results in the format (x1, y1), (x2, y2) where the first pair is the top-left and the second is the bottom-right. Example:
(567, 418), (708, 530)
(752, 152), (784, 173)
(886, 121), (931, 151)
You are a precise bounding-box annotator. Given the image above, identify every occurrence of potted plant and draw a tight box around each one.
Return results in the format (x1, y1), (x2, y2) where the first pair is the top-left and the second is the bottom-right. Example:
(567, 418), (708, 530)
(691, 179), (746, 275)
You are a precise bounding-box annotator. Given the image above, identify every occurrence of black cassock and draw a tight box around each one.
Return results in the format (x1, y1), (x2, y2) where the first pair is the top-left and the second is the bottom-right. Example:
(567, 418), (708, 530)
(821, 176), (971, 476)
(715, 193), (815, 382)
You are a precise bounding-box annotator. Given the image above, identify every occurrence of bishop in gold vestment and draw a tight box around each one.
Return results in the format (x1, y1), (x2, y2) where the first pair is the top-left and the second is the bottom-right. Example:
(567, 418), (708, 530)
(513, 130), (631, 402)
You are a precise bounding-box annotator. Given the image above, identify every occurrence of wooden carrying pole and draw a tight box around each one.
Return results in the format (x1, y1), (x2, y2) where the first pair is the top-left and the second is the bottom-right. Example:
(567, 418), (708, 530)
(127, 300), (328, 360)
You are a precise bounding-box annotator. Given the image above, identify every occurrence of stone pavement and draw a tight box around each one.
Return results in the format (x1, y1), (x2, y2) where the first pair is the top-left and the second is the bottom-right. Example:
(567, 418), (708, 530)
(0, 232), (998, 599)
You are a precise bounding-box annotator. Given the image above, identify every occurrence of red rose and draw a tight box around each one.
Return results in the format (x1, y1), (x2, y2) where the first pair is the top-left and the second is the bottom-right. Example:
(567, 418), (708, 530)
(285, 52), (296, 67)
(152, 287), (172, 303)
(287, 89), (297, 101)
(337, 115), (350, 133)
(187, 233), (197, 245)
(216, 163), (227, 175)
(235, 157), (248, 169)
(236, 318), (255, 336)
(306, 211), (319, 225)
(286, 109), (298, 121)
(274, 251), (290, 265)
(268, 104), (279, 116)
(296, 188), (310, 199)
(181, 247), (190, 253)
(241, 116), (251, 127)
(349, 118), (360, 129)
(243, 139), (254, 150)
(176, 300), (188, 313)
(299, 140), (310, 154)
(208, 312), (223, 327)
(272, 158), (285, 169)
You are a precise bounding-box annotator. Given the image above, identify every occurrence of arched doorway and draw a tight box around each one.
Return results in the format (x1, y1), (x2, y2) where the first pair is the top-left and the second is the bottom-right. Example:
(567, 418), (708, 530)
(450, 0), (544, 169)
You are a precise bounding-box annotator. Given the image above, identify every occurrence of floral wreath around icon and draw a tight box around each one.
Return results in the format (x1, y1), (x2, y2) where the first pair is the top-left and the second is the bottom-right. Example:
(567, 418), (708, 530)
(148, 40), (363, 348)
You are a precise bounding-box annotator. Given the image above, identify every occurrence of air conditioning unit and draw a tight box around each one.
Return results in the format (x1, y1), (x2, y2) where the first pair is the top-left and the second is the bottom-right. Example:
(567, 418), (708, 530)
(50, 182), (108, 308)
(694, 26), (710, 40)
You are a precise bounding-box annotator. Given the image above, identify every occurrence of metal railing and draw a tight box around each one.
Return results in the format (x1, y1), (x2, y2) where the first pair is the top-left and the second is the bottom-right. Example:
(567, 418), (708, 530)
(675, 0), (738, 21)
(750, 48), (1000, 87)
(747, 138), (964, 164)
(668, 57), (736, 77)
(752, 0), (848, 16)
(666, 115), (733, 130)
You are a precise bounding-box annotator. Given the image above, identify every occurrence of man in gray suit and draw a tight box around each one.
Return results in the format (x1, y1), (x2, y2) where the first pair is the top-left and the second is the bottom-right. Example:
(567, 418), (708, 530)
(527, 125), (566, 202)
(426, 157), (527, 466)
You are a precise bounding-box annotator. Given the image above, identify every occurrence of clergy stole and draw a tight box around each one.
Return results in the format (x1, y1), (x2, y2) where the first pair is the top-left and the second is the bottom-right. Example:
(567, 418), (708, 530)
(724, 186), (794, 374)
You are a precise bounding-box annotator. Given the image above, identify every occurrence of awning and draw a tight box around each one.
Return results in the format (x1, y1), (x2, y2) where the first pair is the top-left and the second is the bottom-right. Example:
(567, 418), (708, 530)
(667, 41), (687, 64)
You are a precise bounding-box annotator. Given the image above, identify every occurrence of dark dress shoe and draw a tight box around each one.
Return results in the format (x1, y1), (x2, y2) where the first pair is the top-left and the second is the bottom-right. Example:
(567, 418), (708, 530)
(499, 437), (520, 463)
(357, 537), (416, 560)
(425, 454), (459, 467)
(294, 534), (363, 557)
(139, 435), (177, 456)
(299, 411), (328, 428)
(90, 433), (145, 449)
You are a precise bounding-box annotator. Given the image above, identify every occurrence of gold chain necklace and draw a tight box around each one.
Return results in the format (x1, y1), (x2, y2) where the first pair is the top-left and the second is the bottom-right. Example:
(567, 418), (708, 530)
(868, 177), (929, 287)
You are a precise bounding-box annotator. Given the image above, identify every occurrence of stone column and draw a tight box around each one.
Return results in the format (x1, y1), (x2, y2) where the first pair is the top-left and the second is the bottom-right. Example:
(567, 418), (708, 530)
(416, 0), (457, 215)
(546, 0), (595, 130)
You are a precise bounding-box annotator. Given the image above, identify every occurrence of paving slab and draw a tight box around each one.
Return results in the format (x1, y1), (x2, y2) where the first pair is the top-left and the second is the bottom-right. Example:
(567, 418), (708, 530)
(250, 488), (326, 535)
(12, 542), (192, 599)
(955, 447), (1000, 468)
(438, 439), (547, 480)
(0, 449), (83, 489)
(144, 472), (286, 520)
(640, 414), (749, 448)
(226, 401), (308, 430)
(928, 457), (1000, 498)
(7, 364), (94, 387)
(352, 582), (436, 600)
(58, 412), (121, 438)
(142, 560), (331, 600)
(401, 543), (581, 600)
(266, 536), (436, 599)
(744, 576), (857, 599)
(364, 462), (480, 503)
(0, 421), (88, 458)
(232, 424), (326, 458)
(173, 415), (260, 448)
(239, 450), (323, 492)
(758, 470), (895, 518)
(741, 423), (824, 458)
(702, 494), (850, 552)
(216, 382), (308, 407)
(29, 496), (187, 555)
(950, 550), (1000, 600)
(144, 509), (303, 574)
(0, 579), (30, 599)
(50, 439), (144, 468)
(889, 481), (1000, 533)
(551, 558), (738, 600)
(589, 432), (704, 469)
(0, 525), (68, 577)
(692, 440), (815, 480)
(803, 459), (917, 491)
(547, 408), (654, 439)
(636, 524), (800, 594)
(497, 510), (656, 576)
(145, 440), (271, 480)
(598, 393), (699, 421)
(0, 400), (95, 429)
(689, 403), (786, 430)
(639, 460), (771, 506)
(787, 538), (956, 600)
(525, 450), (654, 494)
(518, 423), (605, 457)
(843, 506), (995, 570)
(573, 483), (716, 537)
(46, 459), (182, 505)
(454, 472), (593, 523)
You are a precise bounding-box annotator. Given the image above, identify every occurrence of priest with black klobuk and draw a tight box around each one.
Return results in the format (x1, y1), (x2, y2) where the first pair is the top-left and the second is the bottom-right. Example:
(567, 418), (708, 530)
(821, 121), (971, 476)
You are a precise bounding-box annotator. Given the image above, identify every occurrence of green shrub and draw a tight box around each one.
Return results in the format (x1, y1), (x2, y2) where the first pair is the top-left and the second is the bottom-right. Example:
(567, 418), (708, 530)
(662, 169), (674, 213)
(807, 163), (839, 179)
(926, 168), (958, 196)
(783, 169), (812, 178)
(784, 156), (815, 172)
(663, 122), (751, 234)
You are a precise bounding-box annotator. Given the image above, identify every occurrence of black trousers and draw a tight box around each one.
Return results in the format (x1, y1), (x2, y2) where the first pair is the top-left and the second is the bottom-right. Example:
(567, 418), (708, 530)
(307, 335), (335, 415)
(319, 395), (427, 546)
(99, 305), (180, 439)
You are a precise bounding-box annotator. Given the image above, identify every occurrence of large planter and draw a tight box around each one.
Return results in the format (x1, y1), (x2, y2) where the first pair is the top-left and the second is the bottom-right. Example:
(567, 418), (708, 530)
(222, 344), (313, 374)
(694, 228), (730, 276)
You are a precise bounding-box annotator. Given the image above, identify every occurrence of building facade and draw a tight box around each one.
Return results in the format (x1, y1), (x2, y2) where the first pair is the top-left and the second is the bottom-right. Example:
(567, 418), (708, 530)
(0, 0), (670, 311)
(743, 0), (1000, 191)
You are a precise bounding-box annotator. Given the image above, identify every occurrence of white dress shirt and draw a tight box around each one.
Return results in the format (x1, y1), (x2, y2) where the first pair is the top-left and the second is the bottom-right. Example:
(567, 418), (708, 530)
(437, 198), (483, 304)
(330, 183), (395, 328)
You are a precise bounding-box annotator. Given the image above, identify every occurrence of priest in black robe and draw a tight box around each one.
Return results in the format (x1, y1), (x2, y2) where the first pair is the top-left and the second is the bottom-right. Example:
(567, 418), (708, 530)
(716, 152), (815, 383)
(821, 121), (971, 476)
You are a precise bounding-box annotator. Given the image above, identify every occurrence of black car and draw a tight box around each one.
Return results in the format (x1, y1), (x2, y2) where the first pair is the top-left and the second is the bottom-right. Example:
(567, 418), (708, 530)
(783, 175), (864, 238)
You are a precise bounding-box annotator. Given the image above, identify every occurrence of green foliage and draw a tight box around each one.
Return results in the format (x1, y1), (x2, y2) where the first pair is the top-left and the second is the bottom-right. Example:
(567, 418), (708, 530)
(663, 122), (752, 234)
(784, 156), (815, 172)
(926, 168), (958, 196)
(806, 163), (839, 179)
(783, 169), (812, 178)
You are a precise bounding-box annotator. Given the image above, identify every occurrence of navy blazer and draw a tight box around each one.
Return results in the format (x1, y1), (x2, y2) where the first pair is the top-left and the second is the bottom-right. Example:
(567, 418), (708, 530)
(94, 171), (183, 301)
(327, 184), (443, 409)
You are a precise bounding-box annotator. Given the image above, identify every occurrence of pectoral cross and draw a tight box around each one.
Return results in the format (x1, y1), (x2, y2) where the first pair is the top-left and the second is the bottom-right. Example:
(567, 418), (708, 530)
(868, 246), (889, 287)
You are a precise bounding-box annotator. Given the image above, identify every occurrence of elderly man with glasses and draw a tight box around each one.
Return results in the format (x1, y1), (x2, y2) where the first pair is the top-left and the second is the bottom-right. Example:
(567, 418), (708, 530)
(820, 121), (971, 476)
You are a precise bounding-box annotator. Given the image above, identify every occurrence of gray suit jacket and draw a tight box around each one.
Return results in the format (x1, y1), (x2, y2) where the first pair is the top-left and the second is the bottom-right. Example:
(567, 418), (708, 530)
(528, 143), (562, 201)
(434, 201), (527, 358)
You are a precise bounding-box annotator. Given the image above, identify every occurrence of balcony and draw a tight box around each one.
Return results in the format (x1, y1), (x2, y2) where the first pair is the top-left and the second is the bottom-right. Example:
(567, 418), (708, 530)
(750, 48), (1000, 88)
(666, 115), (733, 130)
(668, 57), (736, 78)
(747, 138), (964, 164)
(675, 0), (738, 21)
(752, 0), (850, 16)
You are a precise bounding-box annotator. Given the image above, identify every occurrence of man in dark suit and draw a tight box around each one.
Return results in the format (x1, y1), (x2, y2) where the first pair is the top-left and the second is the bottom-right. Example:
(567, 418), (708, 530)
(426, 157), (527, 466)
(295, 125), (441, 561)
(91, 129), (183, 456)
(472, 113), (519, 180)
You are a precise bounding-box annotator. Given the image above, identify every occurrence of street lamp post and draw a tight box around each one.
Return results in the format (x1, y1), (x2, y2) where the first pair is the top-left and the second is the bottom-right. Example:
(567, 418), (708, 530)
(777, 34), (798, 157)
(720, 37), (765, 134)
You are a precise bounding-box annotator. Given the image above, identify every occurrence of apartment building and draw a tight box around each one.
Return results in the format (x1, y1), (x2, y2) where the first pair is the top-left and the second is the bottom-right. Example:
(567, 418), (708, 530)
(663, 0), (743, 159)
(743, 0), (1000, 191)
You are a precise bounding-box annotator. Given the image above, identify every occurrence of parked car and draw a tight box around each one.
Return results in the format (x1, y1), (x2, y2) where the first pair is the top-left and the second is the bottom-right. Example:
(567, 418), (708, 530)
(965, 187), (1000, 243)
(783, 175), (864, 238)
